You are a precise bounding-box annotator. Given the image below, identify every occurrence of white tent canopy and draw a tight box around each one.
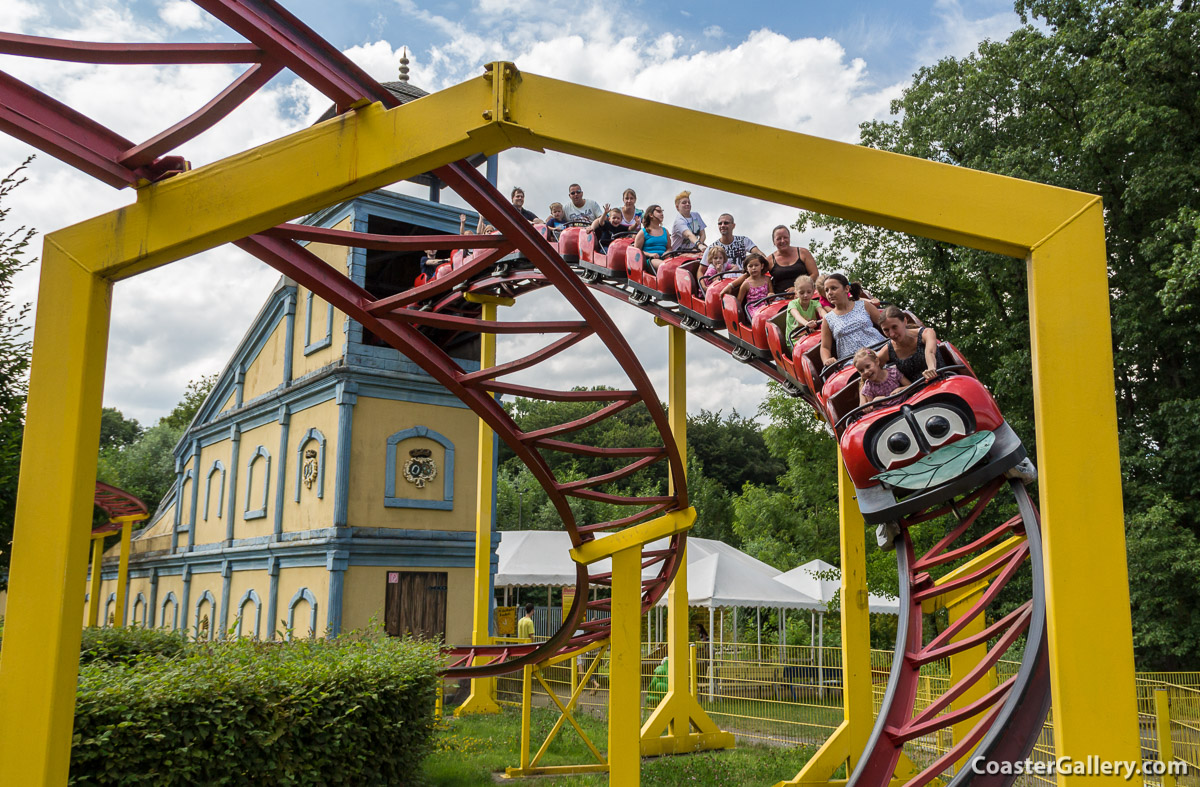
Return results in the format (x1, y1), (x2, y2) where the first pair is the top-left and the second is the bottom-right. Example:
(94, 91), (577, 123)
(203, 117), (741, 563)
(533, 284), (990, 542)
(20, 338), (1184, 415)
(495, 531), (822, 611)
(774, 558), (901, 616)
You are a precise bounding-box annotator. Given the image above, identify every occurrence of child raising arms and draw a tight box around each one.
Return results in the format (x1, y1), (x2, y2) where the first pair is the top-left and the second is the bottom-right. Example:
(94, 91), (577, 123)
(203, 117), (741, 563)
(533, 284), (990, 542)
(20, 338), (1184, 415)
(785, 274), (825, 349)
(854, 347), (910, 409)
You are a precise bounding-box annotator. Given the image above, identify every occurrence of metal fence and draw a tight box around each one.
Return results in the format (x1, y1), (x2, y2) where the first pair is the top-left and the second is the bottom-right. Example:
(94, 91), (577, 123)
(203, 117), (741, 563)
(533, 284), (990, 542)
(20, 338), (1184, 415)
(473, 637), (1200, 784)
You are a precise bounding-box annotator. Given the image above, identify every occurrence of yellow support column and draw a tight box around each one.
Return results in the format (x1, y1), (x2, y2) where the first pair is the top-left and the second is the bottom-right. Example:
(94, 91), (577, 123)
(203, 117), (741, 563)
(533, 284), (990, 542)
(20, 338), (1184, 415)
(946, 588), (993, 767)
(114, 517), (134, 626)
(0, 246), (112, 786)
(1028, 201), (1141, 785)
(641, 324), (733, 755)
(609, 545), (644, 786)
(458, 296), (508, 716)
(776, 455), (874, 786)
(86, 534), (105, 627)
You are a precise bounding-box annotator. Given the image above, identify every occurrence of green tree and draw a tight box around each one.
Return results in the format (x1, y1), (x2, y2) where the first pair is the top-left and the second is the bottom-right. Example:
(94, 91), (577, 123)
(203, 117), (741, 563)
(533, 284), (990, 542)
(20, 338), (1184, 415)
(95, 376), (218, 514)
(796, 0), (1200, 666)
(0, 160), (35, 588)
(99, 407), (142, 449)
(161, 373), (217, 430)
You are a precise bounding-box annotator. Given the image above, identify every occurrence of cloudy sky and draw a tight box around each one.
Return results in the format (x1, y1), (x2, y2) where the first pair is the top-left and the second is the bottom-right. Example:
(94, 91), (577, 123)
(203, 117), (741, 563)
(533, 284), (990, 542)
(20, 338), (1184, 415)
(0, 0), (1022, 426)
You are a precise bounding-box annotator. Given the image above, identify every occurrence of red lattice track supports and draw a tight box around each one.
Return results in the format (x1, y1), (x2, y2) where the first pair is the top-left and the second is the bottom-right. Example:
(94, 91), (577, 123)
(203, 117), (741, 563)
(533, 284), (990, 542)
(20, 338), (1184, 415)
(848, 479), (1050, 787)
(238, 163), (688, 676)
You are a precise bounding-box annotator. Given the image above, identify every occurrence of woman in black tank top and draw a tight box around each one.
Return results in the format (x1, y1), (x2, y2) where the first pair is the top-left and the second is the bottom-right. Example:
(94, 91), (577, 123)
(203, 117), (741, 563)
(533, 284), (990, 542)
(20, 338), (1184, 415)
(877, 305), (940, 381)
(767, 225), (819, 294)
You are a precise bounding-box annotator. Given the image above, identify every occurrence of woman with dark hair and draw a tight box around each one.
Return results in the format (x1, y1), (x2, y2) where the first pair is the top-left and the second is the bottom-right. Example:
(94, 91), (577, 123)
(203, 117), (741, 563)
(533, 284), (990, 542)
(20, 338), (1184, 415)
(766, 225), (818, 294)
(634, 204), (670, 270)
(876, 305), (940, 381)
(820, 272), (885, 366)
(617, 187), (643, 231)
(510, 187), (538, 221)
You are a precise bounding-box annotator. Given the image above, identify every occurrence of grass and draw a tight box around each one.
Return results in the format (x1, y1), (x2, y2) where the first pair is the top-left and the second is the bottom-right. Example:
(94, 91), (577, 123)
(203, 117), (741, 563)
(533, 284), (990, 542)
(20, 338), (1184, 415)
(422, 706), (816, 786)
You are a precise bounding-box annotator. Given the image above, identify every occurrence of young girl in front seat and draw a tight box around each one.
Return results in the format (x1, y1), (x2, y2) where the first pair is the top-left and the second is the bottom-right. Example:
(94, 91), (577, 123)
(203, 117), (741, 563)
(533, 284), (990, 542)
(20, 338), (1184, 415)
(855, 347), (911, 409)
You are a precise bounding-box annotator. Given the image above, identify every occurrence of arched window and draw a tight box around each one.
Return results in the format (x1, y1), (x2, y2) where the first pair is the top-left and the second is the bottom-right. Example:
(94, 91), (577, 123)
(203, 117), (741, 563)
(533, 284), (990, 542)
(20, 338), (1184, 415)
(132, 592), (147, 627)
(235, 589), (263, 640)
(204, 460), (226, 520)
(104, 592), (117, 627)
(287, 588), (319, 640)
(194, 590), (217, 641)
(160, 591), (179, 631)
(244, 446), (271, 520)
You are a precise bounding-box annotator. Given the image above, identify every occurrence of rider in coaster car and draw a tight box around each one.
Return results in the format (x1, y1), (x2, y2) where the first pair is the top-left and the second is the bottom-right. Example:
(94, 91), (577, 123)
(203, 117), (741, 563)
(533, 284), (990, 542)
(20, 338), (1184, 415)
(707, 213), (764, 269)
(634, 204), (670, 272)
(670, 190), (708, 253)
(564, 183), (603, 224)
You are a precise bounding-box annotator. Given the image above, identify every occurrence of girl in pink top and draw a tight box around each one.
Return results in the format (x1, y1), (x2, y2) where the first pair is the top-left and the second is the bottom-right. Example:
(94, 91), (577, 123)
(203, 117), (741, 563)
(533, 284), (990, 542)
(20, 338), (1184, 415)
(855, 348), (911, 409)
(722, 253), (773, 320)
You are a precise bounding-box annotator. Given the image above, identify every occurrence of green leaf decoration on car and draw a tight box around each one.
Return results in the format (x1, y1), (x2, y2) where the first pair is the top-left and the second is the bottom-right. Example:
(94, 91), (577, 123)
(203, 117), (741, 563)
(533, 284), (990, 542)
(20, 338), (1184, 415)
(872, 430), (996, 491)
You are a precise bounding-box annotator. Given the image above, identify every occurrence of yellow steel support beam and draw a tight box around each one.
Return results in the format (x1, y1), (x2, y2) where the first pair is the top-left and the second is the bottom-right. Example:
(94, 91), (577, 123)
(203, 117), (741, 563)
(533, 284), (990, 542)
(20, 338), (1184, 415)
(569, 507), (695, 565)
(641, 325), (734, 756)
(457, 300), (501, 717)
(947, 588), (994, 769)
(85, 534), (105, 628)
(1028, 201), (1141, 785)
(113, 517), (134, 627)
(502, 72), (1092, 258)
(777, 457), (874, 785)
(0, 248), (112, 786)
(609, 546), (644, 786)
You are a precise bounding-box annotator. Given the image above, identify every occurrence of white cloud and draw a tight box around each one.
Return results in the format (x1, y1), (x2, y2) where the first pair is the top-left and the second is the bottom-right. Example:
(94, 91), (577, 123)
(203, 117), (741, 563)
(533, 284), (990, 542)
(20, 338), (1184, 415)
(703, 25), (724, 39)
(158, 0), (214, 31)
(916, 0), (1020, 65)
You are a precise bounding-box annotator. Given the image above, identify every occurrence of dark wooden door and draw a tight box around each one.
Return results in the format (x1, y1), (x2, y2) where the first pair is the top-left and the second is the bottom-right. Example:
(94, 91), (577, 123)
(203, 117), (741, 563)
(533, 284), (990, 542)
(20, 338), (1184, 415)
(385, 571), (447, 640)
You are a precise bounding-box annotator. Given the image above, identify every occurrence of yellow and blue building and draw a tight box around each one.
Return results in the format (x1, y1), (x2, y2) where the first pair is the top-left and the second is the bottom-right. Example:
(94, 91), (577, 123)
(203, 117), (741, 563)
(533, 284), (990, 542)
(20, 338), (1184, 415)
(86, 179), (498, 643)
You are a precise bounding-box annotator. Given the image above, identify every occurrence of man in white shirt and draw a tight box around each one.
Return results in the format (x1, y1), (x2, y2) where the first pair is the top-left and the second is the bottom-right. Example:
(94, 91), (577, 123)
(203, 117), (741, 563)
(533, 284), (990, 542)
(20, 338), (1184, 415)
(670, 190), (707, 252)
(564, 183), (603, 224)
(707, 213), (764, 267)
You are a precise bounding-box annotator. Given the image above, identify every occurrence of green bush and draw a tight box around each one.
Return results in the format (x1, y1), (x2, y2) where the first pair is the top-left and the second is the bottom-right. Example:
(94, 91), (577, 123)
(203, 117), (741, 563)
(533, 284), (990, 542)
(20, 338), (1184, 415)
(70, 633), (442, 785)
(78, 625), (189, 665)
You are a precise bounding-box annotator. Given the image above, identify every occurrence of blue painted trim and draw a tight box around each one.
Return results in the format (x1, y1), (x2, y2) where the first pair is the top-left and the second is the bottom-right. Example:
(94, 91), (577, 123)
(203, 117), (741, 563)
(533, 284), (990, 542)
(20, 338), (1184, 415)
(304, 290), (334, 355)
(161, 591), (179, 631)
(225, 425), (241, 543)
(274, 406), (290, 538)
(180, 565), (192, 634)
(148, 570), (159, 628)
(235, 363), (246, 408)
(266, 556), (280, 641)
(384, 426), (455, 510)
(195, 589), (218, 641)
(327, 549), (347, 638)
(244, 445), (271, 520)
(187, 281), (295, 431)
(287, 587), (319, 639)
(204, 460), (226, 521)
(132, 592), (147, 627)
(282, 290), (296, 386)
(104, 592), (117, 627)
(236, 588), (263, 639)
(219, 560), (232, 637)
(186, 442), (201, 551)
(333, 382), (356, 528)
(301, 200), (356, 235)
(170, 464), (185, 552)
(294, 427), (327, 501)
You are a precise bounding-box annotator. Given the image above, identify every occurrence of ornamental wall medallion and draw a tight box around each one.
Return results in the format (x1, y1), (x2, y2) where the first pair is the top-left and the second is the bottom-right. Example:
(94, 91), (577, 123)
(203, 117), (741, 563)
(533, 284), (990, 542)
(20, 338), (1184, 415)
(302, 448), (319, 490)
(403, 448), (437, 488)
